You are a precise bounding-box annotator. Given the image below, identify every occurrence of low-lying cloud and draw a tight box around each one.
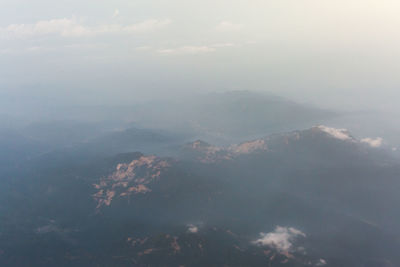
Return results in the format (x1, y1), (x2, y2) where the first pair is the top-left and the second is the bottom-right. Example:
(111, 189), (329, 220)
(316, 125), (352, 141)
(187, 224), (199, 233)
(361, 137), (384, 148)
(253, 226), (306, 252)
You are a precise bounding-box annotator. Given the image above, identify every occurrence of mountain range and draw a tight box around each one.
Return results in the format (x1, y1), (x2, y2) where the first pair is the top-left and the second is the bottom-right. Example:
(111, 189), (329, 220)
(1, 125), (400, 266)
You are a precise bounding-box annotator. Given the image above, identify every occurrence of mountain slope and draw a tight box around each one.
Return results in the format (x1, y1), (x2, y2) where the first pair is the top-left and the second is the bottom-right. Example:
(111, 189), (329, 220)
(1, 126), (400, 266)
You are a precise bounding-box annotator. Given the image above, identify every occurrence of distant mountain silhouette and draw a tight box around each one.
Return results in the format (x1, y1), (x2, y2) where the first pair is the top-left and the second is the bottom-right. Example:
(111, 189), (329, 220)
(133, 91), (337, 143)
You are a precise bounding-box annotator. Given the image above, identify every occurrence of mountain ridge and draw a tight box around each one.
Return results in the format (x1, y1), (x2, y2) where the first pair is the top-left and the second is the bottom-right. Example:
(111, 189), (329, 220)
(1, 125), (400, 266)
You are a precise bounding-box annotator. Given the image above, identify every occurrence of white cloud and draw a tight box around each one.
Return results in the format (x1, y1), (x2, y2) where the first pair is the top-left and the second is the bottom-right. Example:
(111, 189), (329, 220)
(187, 224), (199, 233)
(102, 19), (171, 34)
(361, 137), (383, 148)
(216, 21), (244, 32)
(0, 18), (171, 39)
(158, 46), (216, 55)
(157, 43), (237, 55)
(112, 9), (120, 18)
(316, 259), (327, 266)
(1, 18), (88, 39)
(252, 226), (306, 252)
(316, 125), (352, 141)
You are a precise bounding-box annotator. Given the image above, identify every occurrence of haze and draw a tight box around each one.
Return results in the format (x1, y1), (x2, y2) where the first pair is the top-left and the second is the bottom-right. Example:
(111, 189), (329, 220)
(3, 2), (400, 266)
(1, 0), (400, 114)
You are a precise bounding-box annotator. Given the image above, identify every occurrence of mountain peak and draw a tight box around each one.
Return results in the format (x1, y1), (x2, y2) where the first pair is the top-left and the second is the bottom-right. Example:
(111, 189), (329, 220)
(181, 126), (388, 164)
(93, 155), (171, 209)
(190, 140), (214, 149)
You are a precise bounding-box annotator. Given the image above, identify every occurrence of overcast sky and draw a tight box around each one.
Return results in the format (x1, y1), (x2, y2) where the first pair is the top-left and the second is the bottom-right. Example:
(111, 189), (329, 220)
(1, 0), (400, 112)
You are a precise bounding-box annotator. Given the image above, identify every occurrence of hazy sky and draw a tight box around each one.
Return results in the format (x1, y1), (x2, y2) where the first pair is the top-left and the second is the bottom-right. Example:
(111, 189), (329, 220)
(1, 0), (400, 111)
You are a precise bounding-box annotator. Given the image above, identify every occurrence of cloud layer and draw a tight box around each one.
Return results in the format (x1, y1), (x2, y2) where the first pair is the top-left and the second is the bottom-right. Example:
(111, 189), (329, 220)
(0, 18), (171, 39)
